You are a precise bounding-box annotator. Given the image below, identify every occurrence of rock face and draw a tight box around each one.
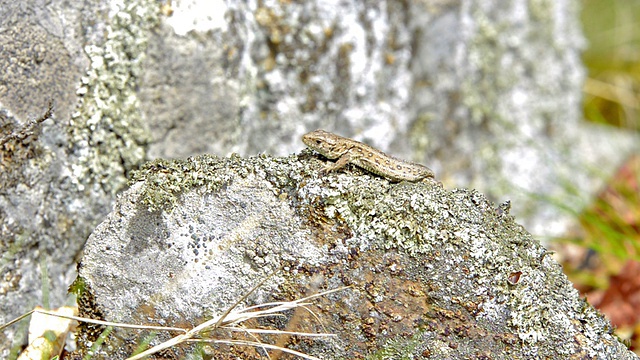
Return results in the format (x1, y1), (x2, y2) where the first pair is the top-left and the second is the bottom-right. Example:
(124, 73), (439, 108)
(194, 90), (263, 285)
(0, 1), (158, 354)
(1, 0), (636, 357)
(77, 153), (636, 359)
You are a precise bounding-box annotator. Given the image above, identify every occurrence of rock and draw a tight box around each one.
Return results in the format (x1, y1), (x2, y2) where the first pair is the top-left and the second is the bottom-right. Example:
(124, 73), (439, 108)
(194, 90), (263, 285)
(2, 0), (636, 356)
(76, 153), (636, 359)
(0, 0), (158, 354)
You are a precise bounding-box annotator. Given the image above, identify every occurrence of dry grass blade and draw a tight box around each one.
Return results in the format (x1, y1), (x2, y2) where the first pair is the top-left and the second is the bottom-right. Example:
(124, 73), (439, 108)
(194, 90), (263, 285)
(127, 286), (349, 360)
(0, 309), (187, 334)
(200, 339), (325, 360)
(221, 327), (335, 337)
(0, 282), (349, 360)
(212, 271), (278, 330)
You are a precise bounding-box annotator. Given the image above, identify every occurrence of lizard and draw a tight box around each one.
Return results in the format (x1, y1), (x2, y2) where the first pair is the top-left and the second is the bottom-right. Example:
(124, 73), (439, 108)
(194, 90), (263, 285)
(302, 129), (435, 182)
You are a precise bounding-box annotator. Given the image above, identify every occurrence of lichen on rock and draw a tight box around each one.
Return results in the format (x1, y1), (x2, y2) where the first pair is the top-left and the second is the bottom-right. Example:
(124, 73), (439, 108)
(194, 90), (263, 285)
(76, 152), (636, 359)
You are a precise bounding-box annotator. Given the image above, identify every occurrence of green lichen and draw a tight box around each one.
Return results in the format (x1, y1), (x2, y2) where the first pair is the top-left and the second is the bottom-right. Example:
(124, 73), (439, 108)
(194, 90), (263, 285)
(130, 153), (304, 212)
(74, 152), (631, 357)
(315, 175), (447, 255)
(68, 0), (160, 195)
(297, 157), (628, 356)
(364, 331), (425, 360)
(130, 155), (230, 212)
(461, 11), (509, 126)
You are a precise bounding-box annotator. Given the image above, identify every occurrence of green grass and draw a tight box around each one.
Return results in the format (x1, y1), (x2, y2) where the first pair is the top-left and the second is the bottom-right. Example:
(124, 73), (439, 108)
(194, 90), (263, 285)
(582, 0), (640, 130)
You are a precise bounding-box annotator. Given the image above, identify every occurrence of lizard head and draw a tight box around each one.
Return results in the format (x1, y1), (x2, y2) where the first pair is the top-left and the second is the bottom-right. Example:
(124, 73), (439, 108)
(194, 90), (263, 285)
(302, 129), (346, 159)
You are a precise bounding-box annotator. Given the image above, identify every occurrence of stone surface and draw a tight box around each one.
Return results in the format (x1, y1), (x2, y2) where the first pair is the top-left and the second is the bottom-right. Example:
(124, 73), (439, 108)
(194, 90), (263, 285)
(2, 0), (638, 357)
(76, 153), (636, 359)
(0, 0), (157, 355)
(133, 0), (639, 237)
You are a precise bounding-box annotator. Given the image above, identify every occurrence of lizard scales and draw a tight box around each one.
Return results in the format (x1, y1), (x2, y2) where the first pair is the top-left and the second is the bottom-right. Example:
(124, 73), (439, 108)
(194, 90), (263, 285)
(302, 129), (435, 182)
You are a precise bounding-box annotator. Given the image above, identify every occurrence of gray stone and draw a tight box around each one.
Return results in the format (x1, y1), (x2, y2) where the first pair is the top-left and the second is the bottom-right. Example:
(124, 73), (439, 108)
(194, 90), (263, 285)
(2, 0), (636, 356)
(0, 0), (156, 355)
(76, 153), (636, 359)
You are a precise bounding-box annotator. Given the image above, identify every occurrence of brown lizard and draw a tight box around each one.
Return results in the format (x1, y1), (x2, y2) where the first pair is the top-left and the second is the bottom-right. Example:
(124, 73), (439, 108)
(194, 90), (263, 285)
(302, 129), (435, 182)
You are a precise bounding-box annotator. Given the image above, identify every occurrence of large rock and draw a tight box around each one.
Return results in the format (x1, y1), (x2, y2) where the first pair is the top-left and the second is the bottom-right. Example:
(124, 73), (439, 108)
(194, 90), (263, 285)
(2, 0), (637, 356)
(76, 153), (636, 359)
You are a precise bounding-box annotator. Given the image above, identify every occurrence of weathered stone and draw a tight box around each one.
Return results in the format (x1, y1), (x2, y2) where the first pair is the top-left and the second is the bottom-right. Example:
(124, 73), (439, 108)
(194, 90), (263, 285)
(76, 153), (636, 359)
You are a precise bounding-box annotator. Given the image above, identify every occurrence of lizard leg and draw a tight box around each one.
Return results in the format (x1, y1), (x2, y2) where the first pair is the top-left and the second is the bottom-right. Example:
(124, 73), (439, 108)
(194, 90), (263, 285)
(323, 152), (352, 173)
(324, 148), (368, 175)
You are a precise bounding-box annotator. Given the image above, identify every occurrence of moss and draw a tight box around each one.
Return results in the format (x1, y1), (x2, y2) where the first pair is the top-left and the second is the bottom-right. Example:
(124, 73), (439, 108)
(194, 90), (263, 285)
(71, 276), (111, 357)
(68, 275), (87, 297)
